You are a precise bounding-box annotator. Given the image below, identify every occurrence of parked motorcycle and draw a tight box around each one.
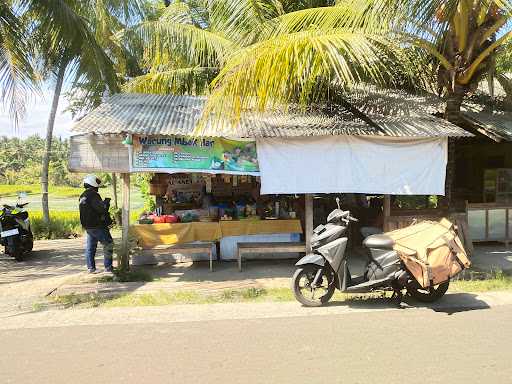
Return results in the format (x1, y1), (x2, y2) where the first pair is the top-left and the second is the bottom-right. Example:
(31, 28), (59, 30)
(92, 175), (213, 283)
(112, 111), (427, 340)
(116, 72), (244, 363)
(292, 198), (459, 307)
(0, 200), (33, 261)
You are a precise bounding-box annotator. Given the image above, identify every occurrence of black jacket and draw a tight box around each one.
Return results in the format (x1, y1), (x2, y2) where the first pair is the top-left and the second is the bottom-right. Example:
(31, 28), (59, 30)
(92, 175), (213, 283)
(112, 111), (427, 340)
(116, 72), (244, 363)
(79, 188), (109, 229)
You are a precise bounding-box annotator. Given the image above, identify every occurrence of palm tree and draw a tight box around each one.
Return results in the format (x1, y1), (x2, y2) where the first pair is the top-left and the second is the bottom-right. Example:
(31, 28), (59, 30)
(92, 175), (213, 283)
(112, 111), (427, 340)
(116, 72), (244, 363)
(26, 0), (146, 225)
(130, 0), (512, 127)
(0, 1), (35, 126)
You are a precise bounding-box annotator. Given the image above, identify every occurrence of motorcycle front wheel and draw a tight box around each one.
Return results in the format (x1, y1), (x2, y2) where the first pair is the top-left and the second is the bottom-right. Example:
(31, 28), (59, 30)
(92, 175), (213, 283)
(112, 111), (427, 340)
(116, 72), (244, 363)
(292, 265), (335, 307)
(407, 280), (449, 303)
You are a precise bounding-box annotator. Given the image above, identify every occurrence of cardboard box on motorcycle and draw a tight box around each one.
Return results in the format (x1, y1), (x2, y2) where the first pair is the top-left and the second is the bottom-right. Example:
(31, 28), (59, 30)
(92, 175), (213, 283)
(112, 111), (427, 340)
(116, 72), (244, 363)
(385, 219), (471, 288)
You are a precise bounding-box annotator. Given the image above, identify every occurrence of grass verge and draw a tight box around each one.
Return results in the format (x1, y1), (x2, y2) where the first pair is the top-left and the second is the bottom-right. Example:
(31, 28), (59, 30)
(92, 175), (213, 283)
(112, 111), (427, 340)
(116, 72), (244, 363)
(47, 274), (512, 311)
(450, 275), (512, 293)
(50, 288), (389, 310)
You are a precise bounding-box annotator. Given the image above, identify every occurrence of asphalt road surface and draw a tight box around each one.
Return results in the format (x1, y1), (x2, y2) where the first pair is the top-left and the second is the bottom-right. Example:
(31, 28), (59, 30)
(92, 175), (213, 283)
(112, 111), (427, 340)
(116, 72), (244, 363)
(1, 303), (511, 384)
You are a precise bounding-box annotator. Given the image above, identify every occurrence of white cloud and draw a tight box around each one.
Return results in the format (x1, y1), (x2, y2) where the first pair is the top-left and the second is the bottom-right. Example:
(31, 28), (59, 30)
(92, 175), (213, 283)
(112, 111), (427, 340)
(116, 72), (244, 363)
(0, 90), (74, 139)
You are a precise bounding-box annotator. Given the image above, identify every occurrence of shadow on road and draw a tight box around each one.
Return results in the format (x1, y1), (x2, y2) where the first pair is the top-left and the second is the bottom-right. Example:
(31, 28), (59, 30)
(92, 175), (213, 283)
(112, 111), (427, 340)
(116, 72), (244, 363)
(322, 292), (490, 315)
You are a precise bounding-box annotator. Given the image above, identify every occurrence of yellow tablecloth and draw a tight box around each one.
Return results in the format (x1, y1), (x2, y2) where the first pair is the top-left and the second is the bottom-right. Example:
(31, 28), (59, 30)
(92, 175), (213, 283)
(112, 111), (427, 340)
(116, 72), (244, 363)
(131, 222), (221, 248)
(219, 219), (303, 237)
(131, 219), (303, 248)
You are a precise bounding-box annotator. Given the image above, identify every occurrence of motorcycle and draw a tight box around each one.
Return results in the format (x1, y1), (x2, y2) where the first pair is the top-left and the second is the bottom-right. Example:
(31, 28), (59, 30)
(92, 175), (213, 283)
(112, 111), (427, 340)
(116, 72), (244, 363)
(292, 198), (452, 307)
(0, 200), (33, 261)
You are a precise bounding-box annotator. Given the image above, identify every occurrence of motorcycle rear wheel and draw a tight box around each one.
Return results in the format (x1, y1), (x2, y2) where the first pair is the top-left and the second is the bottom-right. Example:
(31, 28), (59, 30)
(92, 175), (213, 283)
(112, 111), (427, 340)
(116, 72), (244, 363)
(407, 281), (449, 303)
(292, 265), (335, 307)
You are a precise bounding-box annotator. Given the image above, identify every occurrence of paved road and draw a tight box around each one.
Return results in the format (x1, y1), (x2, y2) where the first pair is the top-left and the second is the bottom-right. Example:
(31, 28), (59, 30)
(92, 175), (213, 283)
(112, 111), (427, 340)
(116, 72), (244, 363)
(1, 301), (511, 384)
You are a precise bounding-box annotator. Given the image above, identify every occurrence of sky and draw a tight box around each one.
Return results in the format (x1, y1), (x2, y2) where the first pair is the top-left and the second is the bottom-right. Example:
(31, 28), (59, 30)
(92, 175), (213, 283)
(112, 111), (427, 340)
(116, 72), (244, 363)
(0, 89), (74, 139)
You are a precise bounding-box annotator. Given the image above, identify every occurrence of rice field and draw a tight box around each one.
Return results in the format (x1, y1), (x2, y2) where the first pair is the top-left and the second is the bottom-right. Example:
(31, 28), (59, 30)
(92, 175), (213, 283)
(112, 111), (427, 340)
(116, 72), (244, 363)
(0, 184), (145, 211)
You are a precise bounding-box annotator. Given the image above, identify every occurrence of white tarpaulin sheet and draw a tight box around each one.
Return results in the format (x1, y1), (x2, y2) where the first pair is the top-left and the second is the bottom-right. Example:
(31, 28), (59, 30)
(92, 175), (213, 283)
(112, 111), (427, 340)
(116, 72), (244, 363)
(256, 136), (447, 195)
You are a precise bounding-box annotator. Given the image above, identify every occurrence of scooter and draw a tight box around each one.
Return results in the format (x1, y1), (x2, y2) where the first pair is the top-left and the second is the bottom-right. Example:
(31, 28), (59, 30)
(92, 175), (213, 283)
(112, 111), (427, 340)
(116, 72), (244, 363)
(292, 198), (449, 307)
(0, 201), (33, 261)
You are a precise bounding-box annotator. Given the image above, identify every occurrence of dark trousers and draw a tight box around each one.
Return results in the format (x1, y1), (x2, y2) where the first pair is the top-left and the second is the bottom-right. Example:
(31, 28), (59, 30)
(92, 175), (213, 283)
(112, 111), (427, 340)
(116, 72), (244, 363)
(85, 228), (113, 271)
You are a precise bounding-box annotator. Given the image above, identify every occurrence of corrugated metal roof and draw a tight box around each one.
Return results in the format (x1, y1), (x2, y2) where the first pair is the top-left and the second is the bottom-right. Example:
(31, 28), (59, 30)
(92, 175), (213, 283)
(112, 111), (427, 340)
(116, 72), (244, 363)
(461, 105), (512, 142)
(72, 93), (472, 138)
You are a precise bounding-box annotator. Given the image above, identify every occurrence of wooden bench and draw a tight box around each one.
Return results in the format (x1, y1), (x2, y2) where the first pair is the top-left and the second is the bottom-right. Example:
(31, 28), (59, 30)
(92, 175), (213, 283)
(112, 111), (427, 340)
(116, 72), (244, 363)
(137, 243), (215, 271)
(237, 242), (306, 272)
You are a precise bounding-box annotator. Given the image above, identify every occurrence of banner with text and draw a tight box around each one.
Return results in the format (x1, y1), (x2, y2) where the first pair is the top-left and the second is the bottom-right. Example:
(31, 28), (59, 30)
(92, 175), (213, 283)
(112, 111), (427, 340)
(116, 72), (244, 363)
(131, 135), (260, 174)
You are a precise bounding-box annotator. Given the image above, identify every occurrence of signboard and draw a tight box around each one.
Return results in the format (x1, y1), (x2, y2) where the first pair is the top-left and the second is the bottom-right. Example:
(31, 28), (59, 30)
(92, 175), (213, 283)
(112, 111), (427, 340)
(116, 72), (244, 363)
(131, 135), (259, 175)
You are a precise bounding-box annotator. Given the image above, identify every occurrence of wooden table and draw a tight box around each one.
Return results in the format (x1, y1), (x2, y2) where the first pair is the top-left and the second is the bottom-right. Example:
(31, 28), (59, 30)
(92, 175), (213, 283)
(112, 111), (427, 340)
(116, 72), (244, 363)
(138, 242), (215, 271)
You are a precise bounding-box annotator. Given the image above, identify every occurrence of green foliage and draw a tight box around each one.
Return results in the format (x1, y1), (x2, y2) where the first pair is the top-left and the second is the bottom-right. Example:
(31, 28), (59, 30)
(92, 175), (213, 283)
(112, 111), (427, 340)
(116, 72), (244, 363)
(134, 173), (156, 211)
(0, 136), (83, 187)
(30, 211), (82, 240)
(394, 195), (438, 210)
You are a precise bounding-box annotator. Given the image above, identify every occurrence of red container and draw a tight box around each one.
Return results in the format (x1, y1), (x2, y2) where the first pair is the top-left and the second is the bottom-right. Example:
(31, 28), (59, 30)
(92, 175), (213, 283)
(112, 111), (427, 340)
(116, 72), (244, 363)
(164, 215), (179, 223)
(152, 216), (166, 224)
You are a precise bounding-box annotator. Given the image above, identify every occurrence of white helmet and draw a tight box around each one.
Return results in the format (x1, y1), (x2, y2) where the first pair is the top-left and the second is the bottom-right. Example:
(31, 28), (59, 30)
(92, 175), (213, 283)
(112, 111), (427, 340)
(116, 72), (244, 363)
(83, 174), (101, 188)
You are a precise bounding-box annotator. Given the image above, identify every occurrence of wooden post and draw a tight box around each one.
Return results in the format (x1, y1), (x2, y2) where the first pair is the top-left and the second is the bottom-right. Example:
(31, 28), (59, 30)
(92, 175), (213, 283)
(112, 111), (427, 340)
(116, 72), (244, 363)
(120, 173), (131, 271)
(383, 194), (391, 232)
(305, 194), (314, 253)
(112, 173), (118, 210)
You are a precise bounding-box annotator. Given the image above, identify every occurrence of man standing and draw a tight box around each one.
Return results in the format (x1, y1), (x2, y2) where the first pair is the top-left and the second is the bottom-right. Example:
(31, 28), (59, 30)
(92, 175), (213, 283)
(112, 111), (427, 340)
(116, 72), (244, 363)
(79, 174), (114, 274)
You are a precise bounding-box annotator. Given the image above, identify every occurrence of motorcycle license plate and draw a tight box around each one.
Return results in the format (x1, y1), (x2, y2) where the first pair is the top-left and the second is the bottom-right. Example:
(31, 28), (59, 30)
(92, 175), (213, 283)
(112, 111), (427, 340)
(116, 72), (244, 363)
(1, 228), (19, 238)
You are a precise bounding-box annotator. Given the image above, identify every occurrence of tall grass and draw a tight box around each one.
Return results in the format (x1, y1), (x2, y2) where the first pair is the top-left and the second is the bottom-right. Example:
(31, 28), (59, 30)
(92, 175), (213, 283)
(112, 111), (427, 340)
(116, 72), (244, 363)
(28, 209), (143, 240)
(30, 211), (82, 239)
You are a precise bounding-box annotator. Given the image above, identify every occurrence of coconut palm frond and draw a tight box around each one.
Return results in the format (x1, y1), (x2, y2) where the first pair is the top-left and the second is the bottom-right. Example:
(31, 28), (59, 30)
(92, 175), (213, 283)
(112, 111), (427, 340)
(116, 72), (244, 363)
(200, 29), (413, 129)
(29, 0), (123, 92)
(0, 2), (35, 127)
(138, 17), (236, 68)
(159, 1), (195, 24)
(262, 1), (403, 38)
(208, 0), (281, 42)
(124, 66), (218, 94)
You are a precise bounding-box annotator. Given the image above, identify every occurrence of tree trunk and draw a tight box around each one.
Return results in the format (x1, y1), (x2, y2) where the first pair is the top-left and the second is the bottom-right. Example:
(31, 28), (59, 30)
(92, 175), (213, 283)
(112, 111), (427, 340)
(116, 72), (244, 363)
(41, 61), (67, 226)
(444, 84), (467, 125)
(442, 84), (468, 211)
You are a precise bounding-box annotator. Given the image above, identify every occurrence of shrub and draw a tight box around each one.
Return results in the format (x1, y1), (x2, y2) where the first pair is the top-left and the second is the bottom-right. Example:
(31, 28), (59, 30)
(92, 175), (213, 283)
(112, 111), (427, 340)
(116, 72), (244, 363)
(30, 211), (83, 239)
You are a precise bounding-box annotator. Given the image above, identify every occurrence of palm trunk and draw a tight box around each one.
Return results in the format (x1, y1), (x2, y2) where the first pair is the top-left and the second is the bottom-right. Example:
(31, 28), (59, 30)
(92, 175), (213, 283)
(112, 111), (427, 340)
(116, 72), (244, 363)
(442, 84), (467, 211)
(41, 61), (67, 226)
(444, 84), (467, 125)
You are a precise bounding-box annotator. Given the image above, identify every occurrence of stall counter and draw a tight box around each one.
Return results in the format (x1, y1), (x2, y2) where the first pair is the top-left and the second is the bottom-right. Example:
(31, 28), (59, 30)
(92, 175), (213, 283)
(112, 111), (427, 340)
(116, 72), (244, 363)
(131, 222), (222, 248)
(219, 219), (302, 237)
(131, 219), (303, 248)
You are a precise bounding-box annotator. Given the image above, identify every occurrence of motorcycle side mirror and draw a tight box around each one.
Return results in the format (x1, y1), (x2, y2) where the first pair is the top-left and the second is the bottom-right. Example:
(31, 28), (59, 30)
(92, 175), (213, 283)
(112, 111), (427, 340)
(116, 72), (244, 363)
(336, 197), (340, 209)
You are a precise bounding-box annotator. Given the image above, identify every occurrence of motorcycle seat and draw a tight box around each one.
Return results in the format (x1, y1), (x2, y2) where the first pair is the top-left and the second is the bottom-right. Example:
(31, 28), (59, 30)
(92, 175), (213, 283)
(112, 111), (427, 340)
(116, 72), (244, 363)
(363, 234), (395, 250)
